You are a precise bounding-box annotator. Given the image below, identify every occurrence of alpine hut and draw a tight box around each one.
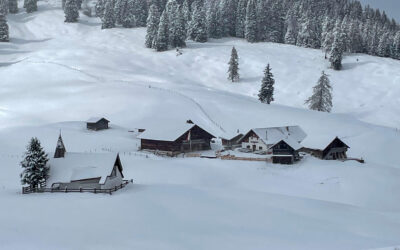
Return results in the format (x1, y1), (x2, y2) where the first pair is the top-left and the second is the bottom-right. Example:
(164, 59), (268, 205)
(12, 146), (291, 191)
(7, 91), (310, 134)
(46, 135), (126, 191)
(301, 136), (350, 160)
(138, 121), (215, 153)
(86, 117), (110, 131)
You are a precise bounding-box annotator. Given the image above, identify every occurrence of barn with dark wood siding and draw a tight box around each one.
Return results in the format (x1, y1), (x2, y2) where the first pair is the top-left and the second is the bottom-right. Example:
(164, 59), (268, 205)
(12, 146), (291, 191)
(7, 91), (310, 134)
(138, 122), (215, 153)
(87, 117), (110, 131)
(301, 137), (350, 160)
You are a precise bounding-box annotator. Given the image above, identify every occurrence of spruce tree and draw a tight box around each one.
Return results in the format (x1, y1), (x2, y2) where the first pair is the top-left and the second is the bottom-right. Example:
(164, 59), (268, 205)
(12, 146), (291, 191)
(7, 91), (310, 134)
(0, 15), (8, 42)
(187, 2), (207, 43)
(235, 0), (247, 38)
(206, 0), (218, 38)
(0, 0), (8, 42)
(173, 5), (186, 48)
(20, 138), (50, 189)
(145, 4), (160, 48)
(114, 0), (128, 25)
(95, 0), (105, 18)
(227, 46), (239, 82)
(392, 32), (400, 60)
(182, 0), (190, 29)
(25, 0), (37, 13)
(64, 0), (79, 23)
(258, 64), (274, 104)
(330, 25), (344, 70)
(101, 0), (116, 29)
(121, 0), (136, 28)
(244, 0), (257, 43)
(305, 71), (333, 112)
(9, 0), (18, 14)
(133, 0), (148, 27)
(377, 32), (390, 57)
(154, 10), (169, 51)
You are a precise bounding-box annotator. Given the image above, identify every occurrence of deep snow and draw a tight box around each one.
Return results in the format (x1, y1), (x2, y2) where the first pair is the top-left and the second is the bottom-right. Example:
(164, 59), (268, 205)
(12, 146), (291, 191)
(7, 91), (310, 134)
(1, 1), (400, 249)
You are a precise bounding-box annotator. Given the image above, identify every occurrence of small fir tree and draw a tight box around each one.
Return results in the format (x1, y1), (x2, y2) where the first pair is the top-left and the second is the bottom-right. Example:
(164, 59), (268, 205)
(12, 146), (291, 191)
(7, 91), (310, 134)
(25, 0), (37, 13)
(20, 138), (50, 188)
(227, 46), (239, 82)
(187, 2), (207, 43)
(258, 64), (275, 104)
(101, 0), (116, 29)
(64, 0), (79, 23)
(145, 4), (160, 48)
(305, 71), (333, 112)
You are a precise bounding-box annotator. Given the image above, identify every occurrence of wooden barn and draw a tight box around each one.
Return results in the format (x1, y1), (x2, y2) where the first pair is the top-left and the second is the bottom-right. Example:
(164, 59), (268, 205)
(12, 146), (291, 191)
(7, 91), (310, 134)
(138, 122), (215, 153)
(301, 137), (350, 160)
(221, 133), (243, 149)
(87, 117), (110, 131)
(46, 135), (126, 190)
(270, 138), (302, 164)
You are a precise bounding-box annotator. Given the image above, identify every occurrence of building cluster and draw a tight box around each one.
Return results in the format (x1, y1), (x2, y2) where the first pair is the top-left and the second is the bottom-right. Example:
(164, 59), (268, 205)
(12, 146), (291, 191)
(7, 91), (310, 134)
(29, 117), (350, 194)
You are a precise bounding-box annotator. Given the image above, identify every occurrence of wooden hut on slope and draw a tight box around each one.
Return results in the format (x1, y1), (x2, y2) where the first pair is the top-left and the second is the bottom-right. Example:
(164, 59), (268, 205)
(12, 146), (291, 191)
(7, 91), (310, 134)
(301, 136), (350, 160)
(87, 117), (110, 131)
(138, 121), (215, 153)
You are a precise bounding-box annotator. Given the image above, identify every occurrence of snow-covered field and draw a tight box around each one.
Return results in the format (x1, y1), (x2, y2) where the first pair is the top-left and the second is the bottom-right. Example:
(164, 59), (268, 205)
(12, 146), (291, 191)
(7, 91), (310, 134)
(1, 1), (400, 249)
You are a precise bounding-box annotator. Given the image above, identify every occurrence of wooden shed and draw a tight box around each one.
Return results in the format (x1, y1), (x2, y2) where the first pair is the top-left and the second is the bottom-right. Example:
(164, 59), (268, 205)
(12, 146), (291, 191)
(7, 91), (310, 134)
(138, 122), (215, 153)
(301, 137), (350, 160)
(87, 117), (110, 131)
(270, 138), (302, 165)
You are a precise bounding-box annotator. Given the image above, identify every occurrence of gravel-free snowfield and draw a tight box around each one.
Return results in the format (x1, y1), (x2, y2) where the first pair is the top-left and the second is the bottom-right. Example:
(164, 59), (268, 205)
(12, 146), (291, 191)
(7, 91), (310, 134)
(1, 1), (400, 249)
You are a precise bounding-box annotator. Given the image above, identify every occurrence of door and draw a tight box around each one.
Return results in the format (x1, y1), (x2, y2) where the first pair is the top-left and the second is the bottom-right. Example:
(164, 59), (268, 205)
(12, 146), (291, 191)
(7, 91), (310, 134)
(252, 145), (256, 151)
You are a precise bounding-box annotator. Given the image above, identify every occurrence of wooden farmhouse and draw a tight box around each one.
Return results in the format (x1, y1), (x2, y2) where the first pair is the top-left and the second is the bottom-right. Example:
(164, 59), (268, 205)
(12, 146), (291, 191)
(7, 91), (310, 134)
(138, 121), (215, 153)
(46, 135), (126, 190)
(301, 137), (350, 160)
(87, 117), (110, 131)
(238, 126), (307, 153)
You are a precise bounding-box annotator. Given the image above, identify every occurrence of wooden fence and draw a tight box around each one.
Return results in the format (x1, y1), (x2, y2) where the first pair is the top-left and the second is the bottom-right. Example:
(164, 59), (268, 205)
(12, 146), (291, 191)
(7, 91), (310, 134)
(22, 179), (133, 195)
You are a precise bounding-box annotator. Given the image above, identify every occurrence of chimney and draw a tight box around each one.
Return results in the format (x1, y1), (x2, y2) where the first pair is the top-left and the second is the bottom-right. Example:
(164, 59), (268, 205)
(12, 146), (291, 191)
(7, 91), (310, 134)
(54, 133), (66, 158)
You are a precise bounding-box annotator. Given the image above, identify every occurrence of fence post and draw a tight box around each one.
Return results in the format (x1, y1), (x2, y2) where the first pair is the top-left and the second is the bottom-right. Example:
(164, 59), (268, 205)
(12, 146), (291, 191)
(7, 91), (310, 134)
(80, 188), (82, 193)
(65, 187), (68, 193)
(94, 188), (97, 194)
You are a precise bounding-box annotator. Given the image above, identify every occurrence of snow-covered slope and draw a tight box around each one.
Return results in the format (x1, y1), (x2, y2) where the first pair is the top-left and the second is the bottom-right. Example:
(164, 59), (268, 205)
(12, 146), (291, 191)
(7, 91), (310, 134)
(1, 1), (400, 249)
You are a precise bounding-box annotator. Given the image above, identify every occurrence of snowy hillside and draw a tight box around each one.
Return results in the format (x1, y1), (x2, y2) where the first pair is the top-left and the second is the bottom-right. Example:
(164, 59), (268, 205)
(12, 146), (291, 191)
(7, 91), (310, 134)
(1, 1), (400, 249)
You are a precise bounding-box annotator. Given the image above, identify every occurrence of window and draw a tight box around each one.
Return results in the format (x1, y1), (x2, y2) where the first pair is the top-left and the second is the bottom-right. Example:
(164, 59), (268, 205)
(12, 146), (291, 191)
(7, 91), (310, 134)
(259, 146), (263, 150)
(111, 166), (117, 177)
(247, 145), (250, 149)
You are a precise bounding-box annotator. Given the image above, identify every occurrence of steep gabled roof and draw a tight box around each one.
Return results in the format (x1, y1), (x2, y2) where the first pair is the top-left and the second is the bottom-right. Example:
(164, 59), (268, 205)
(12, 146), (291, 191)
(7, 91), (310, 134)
(302, 136), (350, 151)
(269, 137), (303, 151)
(87, 117), (110, 123)
(47, 153), (122, 186)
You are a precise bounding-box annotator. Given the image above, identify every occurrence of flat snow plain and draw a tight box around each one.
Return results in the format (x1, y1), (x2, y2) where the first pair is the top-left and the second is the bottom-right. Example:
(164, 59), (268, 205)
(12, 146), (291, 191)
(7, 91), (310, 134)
(1, 1), (400, 249)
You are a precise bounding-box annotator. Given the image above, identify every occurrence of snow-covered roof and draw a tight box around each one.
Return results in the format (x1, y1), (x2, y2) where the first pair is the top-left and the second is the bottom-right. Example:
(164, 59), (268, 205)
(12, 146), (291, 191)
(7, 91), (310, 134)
(249, 126), (307, 146)
(302, 135), (350, 151)
(47, 152), (119, 186)
(138, 123), (196, 141)
(87, 117), (109, 123)
(269, 137), (303, 151)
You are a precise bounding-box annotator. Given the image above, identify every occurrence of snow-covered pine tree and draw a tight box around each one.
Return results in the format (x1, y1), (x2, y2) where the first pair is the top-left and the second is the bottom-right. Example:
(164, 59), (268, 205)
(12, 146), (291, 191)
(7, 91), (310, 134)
(347, 19), (363, 53)
(206, 0), (219, 38)
(101, 0), (116, 29)
(121, 0), (136, 28)
(20, 138), (50, 189)
(268, 2), (284, 43)
(392, 32), (400, 60)
(133, 0), (148, 27)
(258, 64), (275, 104)
(284, 8), (297, 45)
(154, 10), (169, 51)
(0, 15), (8, 42)
(145, 4), (160, 48)
(187, 1), (207, 43)
(244, 0), (257, 43)
(114, 0), (128, 24)
(235, 0), (247, 38)
(321, 15), (334, 54)
(0, 0), (8, 42)
(330, 21), (344, 70)
(95, 0), (105, 18)
(305, 71), (332, 112)
(218, 0), (236, 37)
(182, 0), (190, 29)
(9, 0), (18, 14)
(25, 0), (37, 13)
(173, 4), (186, 48)
(296, 11), (319, 49)
(377, 32), (391, 57)
(166, 0), (178, 47)
(64, 0), (79, 23)
(227, 46), (239, 82)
